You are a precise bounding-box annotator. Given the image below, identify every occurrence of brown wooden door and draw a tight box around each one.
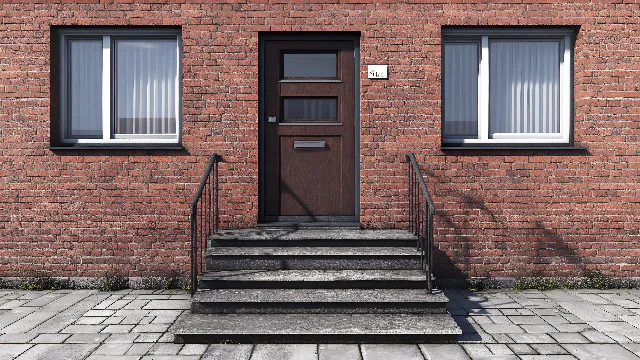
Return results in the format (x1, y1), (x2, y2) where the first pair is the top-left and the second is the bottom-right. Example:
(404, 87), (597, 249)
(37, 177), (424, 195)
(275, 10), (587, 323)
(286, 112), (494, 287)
(264, 40), (355, 222)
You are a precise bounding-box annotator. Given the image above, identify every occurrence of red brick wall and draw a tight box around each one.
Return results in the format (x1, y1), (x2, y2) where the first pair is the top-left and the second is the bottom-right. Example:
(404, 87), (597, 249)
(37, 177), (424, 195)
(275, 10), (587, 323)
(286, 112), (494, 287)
(0, 1), (638, 279)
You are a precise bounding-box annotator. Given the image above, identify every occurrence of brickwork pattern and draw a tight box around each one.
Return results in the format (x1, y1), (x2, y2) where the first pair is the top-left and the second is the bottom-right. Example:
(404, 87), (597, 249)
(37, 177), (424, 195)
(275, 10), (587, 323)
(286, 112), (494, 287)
(0, 1), (638, 278)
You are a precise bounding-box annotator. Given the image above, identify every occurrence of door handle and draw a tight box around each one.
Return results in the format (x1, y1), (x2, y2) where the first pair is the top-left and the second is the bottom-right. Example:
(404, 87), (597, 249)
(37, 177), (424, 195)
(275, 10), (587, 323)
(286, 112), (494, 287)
(293, 141), (326, 149)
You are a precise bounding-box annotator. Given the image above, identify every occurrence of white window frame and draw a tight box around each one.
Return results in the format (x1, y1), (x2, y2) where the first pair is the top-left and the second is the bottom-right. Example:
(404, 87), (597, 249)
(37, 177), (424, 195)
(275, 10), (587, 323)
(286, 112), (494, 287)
(58, 28), (182, 144)
(442, 28), (573, 145)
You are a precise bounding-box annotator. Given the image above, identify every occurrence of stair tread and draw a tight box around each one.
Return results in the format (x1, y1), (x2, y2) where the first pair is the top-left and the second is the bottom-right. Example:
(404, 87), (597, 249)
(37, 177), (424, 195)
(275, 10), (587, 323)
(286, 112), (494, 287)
(199, 269), (427, 282)
(212, 229), (417, 241)
(173, 312), (462, 336)
(205, 246), (419, 256)
(193, 288), (447, 303)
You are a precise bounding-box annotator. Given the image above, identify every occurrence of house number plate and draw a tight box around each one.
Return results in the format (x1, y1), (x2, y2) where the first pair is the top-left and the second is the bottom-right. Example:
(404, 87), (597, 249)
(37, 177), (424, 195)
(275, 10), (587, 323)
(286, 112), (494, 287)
(367, 65), (388, 79)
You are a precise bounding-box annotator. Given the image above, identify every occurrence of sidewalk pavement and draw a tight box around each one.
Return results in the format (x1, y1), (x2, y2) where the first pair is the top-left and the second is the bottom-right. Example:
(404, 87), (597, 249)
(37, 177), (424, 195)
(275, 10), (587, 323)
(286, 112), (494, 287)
(1, 289), (640, 359)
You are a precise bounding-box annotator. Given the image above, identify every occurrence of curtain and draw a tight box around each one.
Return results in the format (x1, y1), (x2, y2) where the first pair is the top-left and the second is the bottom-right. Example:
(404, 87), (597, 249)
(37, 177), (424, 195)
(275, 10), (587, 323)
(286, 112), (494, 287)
(443, 42), (479, 137)
(115, 40), (177, 135)
(489, 41), (560, 135)
(69, 39), (102, 138)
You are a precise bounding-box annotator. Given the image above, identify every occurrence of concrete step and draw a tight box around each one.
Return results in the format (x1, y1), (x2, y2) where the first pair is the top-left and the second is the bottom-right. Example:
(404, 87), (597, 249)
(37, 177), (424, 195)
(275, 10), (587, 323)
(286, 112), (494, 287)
(191, 288), (448, 314)
(205, 246), (421, 270)
(173, 312), (461, 344)
(210, 229), (417, 247)
(198, 270), (428, 289)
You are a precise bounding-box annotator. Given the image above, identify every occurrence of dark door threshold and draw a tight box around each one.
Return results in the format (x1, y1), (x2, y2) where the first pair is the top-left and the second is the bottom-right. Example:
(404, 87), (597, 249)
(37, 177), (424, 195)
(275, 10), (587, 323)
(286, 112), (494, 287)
(257, 222), (362, 230)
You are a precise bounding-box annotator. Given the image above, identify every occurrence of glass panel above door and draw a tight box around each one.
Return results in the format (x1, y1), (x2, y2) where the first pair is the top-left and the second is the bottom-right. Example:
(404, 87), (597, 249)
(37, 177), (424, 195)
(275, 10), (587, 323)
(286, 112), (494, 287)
(282, 98), (337, 123)
(283, 53), (337, 78)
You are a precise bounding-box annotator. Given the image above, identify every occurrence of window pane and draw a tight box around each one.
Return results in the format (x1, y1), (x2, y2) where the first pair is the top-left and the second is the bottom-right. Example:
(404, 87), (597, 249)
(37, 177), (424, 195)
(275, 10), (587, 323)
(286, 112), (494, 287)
(443, 42), (478, 137)
(489, 40), (560, 135)
(283, 53), (336, 78)
(283, 98), (337, 122)
(69, 39), (102, 138)
(115, 39), (177, 135)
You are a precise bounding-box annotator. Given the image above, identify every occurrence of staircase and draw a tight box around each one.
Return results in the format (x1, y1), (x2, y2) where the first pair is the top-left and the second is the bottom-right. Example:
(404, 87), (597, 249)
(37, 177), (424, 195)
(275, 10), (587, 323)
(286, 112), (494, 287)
(173, 228), (461, 343)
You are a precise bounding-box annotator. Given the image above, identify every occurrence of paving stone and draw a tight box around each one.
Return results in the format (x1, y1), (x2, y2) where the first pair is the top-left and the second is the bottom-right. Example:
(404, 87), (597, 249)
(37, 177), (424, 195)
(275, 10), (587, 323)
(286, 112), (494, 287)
(0, 300), (28, 310)
(148, 343), (183, 355)
(65, 333), (110, 344)
(319, 344), (362, 360)
(531, 344), (569, 355)
(201, 344), (253, 360)
(0, 306), (38, 329)
(126, 343), (154, 355)
(522, 325), (558, 333)
(461, 344), (491, 357)
(124, 300), (150, 310)
(62, 324), (106, 333)
(544, 290), (584, 302)
(508, 333), (556, 344)
(132, 323), (171, 332)
(134, 333), (162, 342)
(85, 310), (116, 317)
(553, 323), (593, 333)
(542, 316), (570, 325)
(487, 344), (514, 355)
(420, 344), (470, 360)
(76, 316), (107, 325)
(30, 333), (71, 344)
(581, 331), (615, 344)
(153, 316), (179, 324)
(561, 314), (584, 323)
(122, 315), (145, 324)
(140, 316), (154, 324)
(472, 315), (494, 324)
(563, 343), (640, 359)
(33, 294), (110, 334)
(15, 343), (98, 360)
(519, 355), (577, 360)
(143, 300), (190, 310)
(104, 316), (124, 325)
(103, 333), (139, 343)
(93, 343), (132, 355)
(140, 356), (201, 360)
(517, 309), (536, 316)
(509, 316), (547, 325)
(107, 300), (132, 310)
(600, 305), (636, 316)
(532, 308), (562, 316)
(0, 333), (38, 343)
(605, 332), (634, 343)
(179, 344), (209, 356)
(158, 332), (175, 343)
(548, 332), (590, 343)
(618, 315), (640, 329)
(507, 344), (537, 355)
(480, 324), (525, 334)
(0, 344), (32, 359)
(102, 324), (135, 333)
(361, 344), (423, 360)
(588, 321), (640, 334)
(492, 334), (515, 343)
(24, 293), (66, 307)
(623, 344), (640, 357)
(85, 355), (142, 360)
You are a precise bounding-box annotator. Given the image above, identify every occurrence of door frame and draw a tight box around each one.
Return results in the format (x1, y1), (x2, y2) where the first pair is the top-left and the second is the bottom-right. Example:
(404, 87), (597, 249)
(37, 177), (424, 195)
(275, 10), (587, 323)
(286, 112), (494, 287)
(258, 32), (361, 224)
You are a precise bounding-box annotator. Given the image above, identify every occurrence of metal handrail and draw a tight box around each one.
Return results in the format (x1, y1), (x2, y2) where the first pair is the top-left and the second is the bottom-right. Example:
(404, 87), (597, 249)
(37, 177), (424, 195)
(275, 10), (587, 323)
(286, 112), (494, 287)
(190, 153), (220, 296)
(405, 153), (435, 293)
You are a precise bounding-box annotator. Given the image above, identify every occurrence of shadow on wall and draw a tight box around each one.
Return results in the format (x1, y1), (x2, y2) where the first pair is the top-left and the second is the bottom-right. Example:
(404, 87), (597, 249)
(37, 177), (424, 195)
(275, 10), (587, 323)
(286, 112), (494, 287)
(418, 148), (592, 280)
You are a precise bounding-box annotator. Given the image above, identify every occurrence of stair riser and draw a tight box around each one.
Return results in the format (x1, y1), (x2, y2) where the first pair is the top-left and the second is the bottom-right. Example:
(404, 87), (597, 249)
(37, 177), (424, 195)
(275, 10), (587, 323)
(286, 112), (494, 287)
(198, 280), (428, 290)
(212, 240), (417, 248)
(205, 258), (421, 271)
(191, 303), (447, 314)
(175, 333), (459, 344)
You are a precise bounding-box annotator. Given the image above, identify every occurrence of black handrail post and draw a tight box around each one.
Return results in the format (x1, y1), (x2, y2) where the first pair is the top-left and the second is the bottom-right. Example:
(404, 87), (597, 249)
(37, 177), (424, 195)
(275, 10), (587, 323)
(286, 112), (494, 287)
(189, 153), (220, 297)
(405, 153), (435, 293)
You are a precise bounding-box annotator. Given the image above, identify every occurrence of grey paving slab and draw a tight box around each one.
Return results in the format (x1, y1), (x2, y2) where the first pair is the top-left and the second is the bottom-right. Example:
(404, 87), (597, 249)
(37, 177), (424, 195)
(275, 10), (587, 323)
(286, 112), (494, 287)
(507, 344), (537, 355)
(76, 316), (107, 325)
(1, 311), (59, 333)
(179, 344), (209, 356)
(361, 344), (424, 360)
(461, 343), (492, 356)
(318, 344), (362, 360)
(30, 334), (71, 344)
(93, 343), (133, 355)
(134, 333), (163, 343)
(201, 344), (253, 360)
(140, 356), (200, 360)
(553, 323), (594, 333)
(544, 290), (585, 302)
(519, 356), (578, 360)
(420, 344), (470, 359)
(104, 333), (140, 343)
(563, 343), (640, 359)
(102, 324), (135, 333)
(558, 302), (619, 322)
(580, 331), (615, 344)
(0, 333), (38, 343)
(23, 293), (65, 307)
(509, 333), (556, 344)
(0, 344), (32, 360)
(15, 343), (98, 360)
(148, 343), (183, 355)
(65, 333), (110, 344)
(487, 343), (514, 355)
(618, 315), (640, 329)
(522, 324), (558, 333)
(531, 344), (569, 355)
(623, 344), (640, 357)
(0, 306), (38, 329)
(251, 344), (318, 360)
(32, 293), (111, 333)
(588, 321), (640, 334)
(549, 332), (590, 343)
(480, 324), (525, 334)
(62, 324), (107, 333)
(126, 343), (155, 355)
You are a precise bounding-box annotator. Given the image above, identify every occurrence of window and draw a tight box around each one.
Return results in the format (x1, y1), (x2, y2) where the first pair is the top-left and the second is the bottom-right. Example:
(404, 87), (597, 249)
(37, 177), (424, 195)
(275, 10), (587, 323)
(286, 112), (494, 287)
(442, 28), (574, 146)
(55, 28), (181, 145)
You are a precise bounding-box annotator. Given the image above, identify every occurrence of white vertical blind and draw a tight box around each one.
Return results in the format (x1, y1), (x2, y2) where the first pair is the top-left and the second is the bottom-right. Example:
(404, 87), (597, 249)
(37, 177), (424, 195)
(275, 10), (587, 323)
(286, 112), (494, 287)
(489, 40), (560, 135)
(443, 42), (479, 137)
(115, 40), (177, 135)
(69, 40), (103, 138)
